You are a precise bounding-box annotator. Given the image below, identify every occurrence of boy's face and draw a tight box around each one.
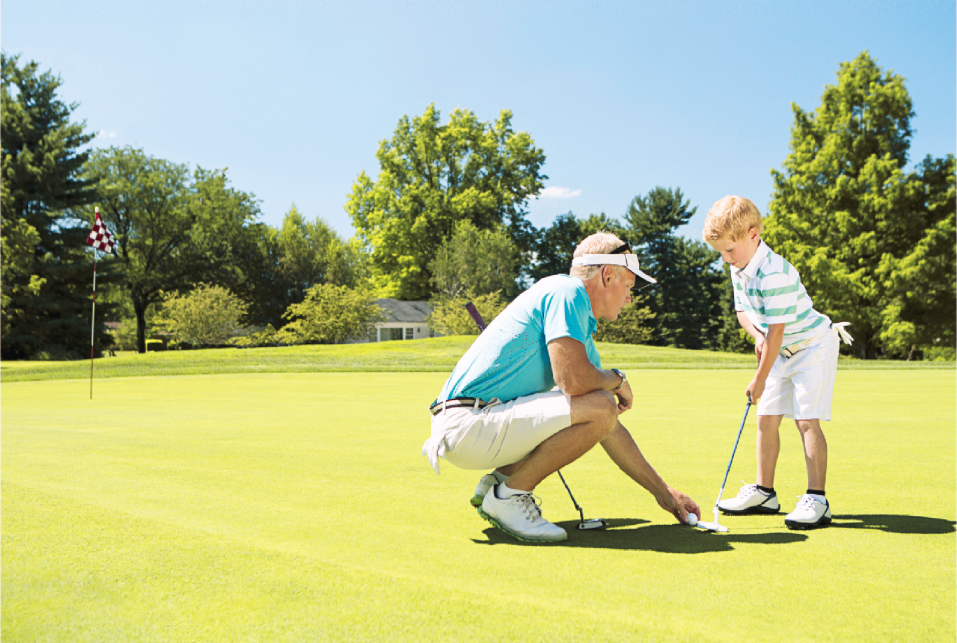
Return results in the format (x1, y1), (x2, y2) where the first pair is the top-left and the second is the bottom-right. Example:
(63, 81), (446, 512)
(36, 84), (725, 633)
(707, 227), (761, 269)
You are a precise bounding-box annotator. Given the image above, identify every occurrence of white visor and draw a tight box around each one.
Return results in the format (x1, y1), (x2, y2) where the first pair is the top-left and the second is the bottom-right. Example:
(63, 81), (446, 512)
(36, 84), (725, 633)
(571, 254), (656, 289)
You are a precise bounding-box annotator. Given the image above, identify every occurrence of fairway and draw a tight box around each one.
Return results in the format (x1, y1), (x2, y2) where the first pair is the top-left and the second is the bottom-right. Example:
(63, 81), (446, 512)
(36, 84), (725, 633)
(2, 369), (954, 641)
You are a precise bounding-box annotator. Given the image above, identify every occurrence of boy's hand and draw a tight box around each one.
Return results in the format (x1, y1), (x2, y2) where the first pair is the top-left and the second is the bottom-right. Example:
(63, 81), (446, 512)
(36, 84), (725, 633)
(754, 334), (765, 362)
(747, 377), (765, 402)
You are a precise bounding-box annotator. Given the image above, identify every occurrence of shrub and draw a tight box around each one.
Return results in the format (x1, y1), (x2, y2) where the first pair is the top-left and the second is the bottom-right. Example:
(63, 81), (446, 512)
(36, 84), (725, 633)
(155, 284), (249, 348)
(278, 284), (386, 344)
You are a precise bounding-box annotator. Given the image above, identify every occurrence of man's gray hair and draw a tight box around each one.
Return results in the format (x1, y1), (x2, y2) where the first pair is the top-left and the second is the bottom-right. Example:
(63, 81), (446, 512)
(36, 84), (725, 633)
(570, 231), (627, 280)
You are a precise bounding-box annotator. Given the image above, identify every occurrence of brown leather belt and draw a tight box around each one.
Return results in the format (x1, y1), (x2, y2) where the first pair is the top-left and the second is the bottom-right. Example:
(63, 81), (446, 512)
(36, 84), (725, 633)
(429, 398), (487, 416)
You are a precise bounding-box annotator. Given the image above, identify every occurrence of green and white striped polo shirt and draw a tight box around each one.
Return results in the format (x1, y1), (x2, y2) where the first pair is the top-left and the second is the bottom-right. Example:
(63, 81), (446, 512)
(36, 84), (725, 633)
(732, 240), (830, 344)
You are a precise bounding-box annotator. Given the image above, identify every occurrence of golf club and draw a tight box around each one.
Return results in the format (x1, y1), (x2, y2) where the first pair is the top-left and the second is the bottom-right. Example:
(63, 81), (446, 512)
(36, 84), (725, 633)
(464, 302), (606, 531)
(696, 393), (752, 533)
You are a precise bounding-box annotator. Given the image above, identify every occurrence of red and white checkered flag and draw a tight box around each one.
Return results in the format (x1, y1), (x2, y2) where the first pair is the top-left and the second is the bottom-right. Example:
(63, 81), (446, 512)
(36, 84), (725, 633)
(86, 208), (116, 254)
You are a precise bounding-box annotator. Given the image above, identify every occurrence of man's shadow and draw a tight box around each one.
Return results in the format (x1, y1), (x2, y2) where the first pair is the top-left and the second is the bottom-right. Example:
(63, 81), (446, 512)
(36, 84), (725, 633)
(471, 514), (955, 552)
(472, 518), (809, 553)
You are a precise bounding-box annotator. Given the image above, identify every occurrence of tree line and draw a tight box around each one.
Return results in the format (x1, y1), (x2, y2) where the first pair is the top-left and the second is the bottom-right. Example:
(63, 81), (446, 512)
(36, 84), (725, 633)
(2, 51), (953, 360)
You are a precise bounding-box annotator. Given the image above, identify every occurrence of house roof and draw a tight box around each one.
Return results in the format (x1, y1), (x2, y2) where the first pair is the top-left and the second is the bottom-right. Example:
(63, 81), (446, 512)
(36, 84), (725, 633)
(375, 299), (431, 323)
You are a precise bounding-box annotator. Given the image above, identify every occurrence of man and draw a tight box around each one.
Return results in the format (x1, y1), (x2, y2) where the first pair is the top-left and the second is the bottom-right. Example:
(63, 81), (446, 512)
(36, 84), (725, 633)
(422, 231), (701, 543)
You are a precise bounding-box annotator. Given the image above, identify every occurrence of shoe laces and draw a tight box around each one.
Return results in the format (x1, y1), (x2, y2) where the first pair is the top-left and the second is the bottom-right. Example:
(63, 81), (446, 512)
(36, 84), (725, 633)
(736, 481), (759, 498)
(516, 493), (544, 522)
(795, 495), (818, 510)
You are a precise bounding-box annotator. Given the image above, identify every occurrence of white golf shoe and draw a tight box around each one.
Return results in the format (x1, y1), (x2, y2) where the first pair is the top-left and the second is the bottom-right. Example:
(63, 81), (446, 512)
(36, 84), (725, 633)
(479, 486), (567, 543)
(785, 495), (832, 530)
(470, 471), (508, 507)
(718, 483), (781, 515)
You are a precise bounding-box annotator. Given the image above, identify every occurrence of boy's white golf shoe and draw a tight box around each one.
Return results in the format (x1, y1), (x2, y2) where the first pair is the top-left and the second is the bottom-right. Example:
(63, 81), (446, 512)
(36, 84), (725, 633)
(718, 483), (781, 515)
(785, 494), (832, 530)
(470, 471), (507, 507)
(479, 486), (567, 543)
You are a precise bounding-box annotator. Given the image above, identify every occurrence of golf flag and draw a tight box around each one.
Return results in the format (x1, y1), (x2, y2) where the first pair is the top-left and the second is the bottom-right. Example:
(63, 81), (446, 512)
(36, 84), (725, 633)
(87, 207), (115, 399)
(86, 210), (116, 254)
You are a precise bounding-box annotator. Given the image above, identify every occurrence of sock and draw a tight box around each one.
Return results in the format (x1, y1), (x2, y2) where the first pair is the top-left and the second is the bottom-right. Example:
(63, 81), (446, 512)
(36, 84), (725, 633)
(496, 482), (529, 500)
(756, 484), (775, 495)
(807, 489), (826, 503)
(491, 470), (509, 484)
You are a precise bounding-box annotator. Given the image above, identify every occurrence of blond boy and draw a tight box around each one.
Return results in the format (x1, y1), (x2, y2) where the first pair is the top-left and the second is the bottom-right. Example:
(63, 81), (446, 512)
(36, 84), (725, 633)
(703, 196), (852, 529)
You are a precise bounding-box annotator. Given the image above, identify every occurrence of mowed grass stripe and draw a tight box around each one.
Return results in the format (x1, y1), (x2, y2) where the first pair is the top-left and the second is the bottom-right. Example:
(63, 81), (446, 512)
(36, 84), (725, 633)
(2, 371), (954, 641)
(2, 336), (952, 383)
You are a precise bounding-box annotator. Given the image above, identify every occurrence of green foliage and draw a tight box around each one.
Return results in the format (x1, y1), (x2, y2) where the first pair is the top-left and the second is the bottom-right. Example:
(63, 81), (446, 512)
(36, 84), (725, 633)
(430, 220), (519, 299)
(346, 104), (546, 299)
(1, 54), (113, 359)
(85, 147), (262, 353)
(594, 295), (656, 344)
(228, 324), (282, 349)
(623, 187), (724, 349)
(155, 284), (249, 348)
(278, 284), (386, 344)
(428, 290), (508, 336)
(766, 51), (955, 359)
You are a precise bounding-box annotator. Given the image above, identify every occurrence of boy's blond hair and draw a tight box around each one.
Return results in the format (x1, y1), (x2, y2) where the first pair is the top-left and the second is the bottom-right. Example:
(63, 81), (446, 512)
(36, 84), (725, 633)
(703, 195), (763, 242)
(570, 231), (627, 280)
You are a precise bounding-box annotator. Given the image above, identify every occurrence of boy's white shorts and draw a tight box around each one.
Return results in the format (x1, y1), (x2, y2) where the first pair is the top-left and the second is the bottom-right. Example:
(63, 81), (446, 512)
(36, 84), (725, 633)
(758, 330), (840, 421)
(422, 390), (572, 474)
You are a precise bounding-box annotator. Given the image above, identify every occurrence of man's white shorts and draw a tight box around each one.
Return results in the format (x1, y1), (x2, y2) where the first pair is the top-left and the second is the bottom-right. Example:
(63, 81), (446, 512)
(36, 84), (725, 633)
(758, 330), (840, 421)
(422, 390), (572, 474)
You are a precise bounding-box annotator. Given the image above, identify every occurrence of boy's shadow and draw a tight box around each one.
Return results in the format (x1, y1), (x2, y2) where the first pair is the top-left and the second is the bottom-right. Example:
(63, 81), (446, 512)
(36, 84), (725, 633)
(830, 514), (956, 535)
(472, 518), (809, 553)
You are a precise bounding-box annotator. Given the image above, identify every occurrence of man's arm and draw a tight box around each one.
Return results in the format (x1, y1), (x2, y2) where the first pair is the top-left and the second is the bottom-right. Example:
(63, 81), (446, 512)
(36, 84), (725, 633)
(600, 422), (700, 522)
(547, 336), (632, 412)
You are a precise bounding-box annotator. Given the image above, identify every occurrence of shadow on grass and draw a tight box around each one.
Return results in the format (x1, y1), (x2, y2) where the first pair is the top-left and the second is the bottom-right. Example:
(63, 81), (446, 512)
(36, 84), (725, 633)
(472, 517), (808, 553)
(830, 514), (956, 534)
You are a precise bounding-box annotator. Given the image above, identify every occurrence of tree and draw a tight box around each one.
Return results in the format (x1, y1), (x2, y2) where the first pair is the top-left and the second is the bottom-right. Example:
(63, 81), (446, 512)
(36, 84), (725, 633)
(1, 54), (112, 359)
(430, 219), (519, 299)
(85, 147), (262, 353)
(623, 187), (724, 349)
(346, 104), (546, 299)
(530, 212), (626, 282)
(277, 284), (386, 344)
(765, 51), (955, 358)
(428, 290), (509, 337)
(594, 295), (656, 344)
(155, 283), (248, 347)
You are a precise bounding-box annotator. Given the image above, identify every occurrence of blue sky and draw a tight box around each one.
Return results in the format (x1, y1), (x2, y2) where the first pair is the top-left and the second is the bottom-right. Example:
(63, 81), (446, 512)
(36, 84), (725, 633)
(4, 0), (954, 241)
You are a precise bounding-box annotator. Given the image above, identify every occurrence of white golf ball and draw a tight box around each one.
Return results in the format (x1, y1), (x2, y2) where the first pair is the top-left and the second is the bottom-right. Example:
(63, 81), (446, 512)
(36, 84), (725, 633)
(687, 513), (698, 527)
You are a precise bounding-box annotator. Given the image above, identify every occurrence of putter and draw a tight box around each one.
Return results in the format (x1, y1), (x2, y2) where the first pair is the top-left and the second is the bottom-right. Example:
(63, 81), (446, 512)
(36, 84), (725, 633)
(465, 303), (605, 530)
(696, 393), (752, 533)
(558, 470), (608, 530)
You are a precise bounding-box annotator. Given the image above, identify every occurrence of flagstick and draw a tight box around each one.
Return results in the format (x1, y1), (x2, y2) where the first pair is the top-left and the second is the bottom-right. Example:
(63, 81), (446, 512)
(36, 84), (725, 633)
(90, 250), (98, 400)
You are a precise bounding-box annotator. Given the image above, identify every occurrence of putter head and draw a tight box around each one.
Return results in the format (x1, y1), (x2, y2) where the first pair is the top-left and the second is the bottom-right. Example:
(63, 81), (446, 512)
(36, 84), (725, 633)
(577, 518), (607, 530)
(695, 521), (729, 533)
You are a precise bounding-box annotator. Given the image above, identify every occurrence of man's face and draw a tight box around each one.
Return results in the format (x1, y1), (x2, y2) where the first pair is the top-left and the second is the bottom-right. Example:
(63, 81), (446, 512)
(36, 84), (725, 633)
(602, 267), (636, 321)
(707, 227), (760, 269)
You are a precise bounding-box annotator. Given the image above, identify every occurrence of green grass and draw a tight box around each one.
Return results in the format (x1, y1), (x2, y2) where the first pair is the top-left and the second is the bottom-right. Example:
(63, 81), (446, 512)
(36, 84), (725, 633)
(2, 367), (954, 641)
(2, 336), (952, 382)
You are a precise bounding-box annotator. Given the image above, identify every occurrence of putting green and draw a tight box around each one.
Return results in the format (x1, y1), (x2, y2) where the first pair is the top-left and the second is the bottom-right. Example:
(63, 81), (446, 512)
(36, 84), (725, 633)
(2, 370), (954, 641)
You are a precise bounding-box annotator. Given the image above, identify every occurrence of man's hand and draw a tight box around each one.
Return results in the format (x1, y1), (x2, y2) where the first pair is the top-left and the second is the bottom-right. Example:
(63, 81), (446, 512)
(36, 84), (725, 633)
(614, 378), (633, 414)
(746, 377), (765, 403)
(655, 486), (701, 524)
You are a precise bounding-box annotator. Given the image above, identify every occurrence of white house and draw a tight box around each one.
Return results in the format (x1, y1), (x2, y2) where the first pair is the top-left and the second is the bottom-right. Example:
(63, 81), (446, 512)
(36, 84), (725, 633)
(373, 299), (434, 342)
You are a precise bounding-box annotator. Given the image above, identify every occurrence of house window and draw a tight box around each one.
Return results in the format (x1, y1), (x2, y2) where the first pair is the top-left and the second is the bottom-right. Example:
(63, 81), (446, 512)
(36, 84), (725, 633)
(405, 327), (414, 340)
(381, 327), (403, 341)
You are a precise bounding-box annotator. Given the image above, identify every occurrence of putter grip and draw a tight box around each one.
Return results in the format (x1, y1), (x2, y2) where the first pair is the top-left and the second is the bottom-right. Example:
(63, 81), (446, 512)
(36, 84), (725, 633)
(465, 302), (487, 332)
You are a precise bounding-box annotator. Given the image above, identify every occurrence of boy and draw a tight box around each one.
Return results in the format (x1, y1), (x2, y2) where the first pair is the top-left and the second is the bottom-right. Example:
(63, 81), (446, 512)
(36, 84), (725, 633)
(703, 196), (853, 530)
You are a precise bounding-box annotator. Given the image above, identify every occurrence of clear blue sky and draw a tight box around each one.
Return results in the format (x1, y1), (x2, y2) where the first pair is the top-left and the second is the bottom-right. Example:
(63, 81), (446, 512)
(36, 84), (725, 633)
(4, 0), (954, 241)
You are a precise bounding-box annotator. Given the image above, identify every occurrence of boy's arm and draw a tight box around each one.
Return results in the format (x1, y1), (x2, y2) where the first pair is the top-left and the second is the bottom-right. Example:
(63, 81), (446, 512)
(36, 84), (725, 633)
(747, 323), (784, 402)
(736, 311), (766, 361)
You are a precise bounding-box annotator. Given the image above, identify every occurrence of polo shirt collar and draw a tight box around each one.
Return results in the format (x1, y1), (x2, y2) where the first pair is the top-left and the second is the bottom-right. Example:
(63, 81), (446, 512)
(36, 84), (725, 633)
(731, 240), (771, 280)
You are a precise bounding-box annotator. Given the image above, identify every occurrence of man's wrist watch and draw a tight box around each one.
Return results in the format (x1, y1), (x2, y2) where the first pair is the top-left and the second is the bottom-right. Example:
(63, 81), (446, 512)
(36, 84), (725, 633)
(611, 368), (626, 391)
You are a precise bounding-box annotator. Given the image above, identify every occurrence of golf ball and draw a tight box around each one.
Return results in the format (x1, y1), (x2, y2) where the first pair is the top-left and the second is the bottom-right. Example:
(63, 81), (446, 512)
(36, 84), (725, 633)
(687, 513), (698, 527)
